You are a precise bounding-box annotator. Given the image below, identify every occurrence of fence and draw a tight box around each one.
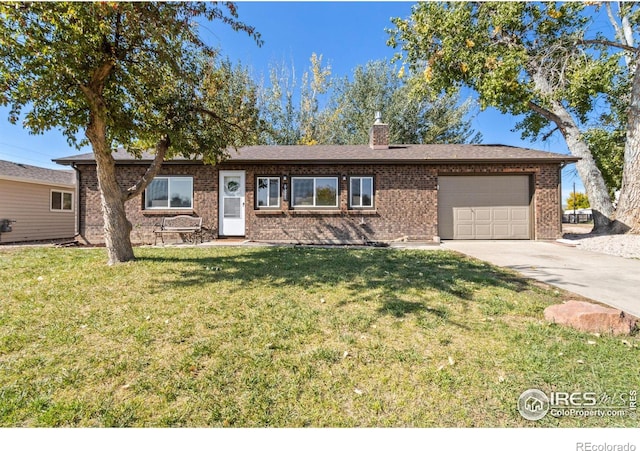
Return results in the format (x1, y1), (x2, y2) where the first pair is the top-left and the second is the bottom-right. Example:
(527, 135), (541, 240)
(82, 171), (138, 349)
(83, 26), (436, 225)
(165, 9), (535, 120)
(562, 213), (593, 224)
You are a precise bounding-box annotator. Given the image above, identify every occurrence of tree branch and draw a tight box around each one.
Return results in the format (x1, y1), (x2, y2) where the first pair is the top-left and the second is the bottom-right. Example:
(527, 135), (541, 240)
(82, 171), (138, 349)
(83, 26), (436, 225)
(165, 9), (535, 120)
(89, 60), (116, 91)
(578, 38), (638, 53)
(542, 126), (560, 141)
(79, 60), (116, 104)
(195, 106), (249, 136)
(605, 2), (623, 43)
(125, 136), (170, 201)
(113, 10), (122, 59)
(528, 100), (564, 128)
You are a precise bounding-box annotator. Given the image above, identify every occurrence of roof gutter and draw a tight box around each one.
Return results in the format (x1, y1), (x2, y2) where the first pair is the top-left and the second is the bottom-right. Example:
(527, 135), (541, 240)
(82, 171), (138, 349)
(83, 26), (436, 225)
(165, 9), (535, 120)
(60, 157), (581, 166)
(559, 159), (579, 169)
(0, 174), (76, 188)
(71, 163), (81, 238)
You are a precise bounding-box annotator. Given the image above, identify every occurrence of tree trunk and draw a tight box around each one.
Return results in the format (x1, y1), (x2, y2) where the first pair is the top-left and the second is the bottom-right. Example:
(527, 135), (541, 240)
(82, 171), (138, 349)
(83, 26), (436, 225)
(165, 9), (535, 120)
(558, 115), (615, 232)
(84, 96), (136, 264)
(87, 135), (169, 264)
(613, 55), (640, 234)
(80, 62), (136, 264)
(79, 62), (175, 263)
(83, 97), (169, 263)
(530, 71), (615, 232)
(94, 148), (136, 264)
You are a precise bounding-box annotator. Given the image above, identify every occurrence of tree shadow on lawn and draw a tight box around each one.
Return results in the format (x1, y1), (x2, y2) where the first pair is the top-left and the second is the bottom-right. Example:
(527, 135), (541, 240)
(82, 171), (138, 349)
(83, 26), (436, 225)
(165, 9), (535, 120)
(137, 247), (534, 325)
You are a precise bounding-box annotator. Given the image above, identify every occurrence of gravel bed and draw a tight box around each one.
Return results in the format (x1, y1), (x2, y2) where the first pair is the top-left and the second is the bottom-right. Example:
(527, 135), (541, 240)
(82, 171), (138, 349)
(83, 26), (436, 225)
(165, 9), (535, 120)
(562, 226), (640, 259)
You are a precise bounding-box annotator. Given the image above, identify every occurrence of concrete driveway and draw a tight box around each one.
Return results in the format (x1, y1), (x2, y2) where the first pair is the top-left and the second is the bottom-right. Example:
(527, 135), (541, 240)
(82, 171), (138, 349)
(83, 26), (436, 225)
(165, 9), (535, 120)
(442, 240), (640, 318)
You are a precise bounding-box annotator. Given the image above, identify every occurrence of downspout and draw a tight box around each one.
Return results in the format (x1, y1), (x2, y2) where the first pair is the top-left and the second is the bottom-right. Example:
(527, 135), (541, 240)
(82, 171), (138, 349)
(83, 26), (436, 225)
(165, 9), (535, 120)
(72, 163), (81, 239)
(558, 161), (572, 238)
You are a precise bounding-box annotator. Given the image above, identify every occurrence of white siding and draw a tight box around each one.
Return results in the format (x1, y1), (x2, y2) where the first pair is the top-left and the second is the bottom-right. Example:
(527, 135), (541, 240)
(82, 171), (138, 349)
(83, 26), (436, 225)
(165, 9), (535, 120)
(0, 179), (75, 242)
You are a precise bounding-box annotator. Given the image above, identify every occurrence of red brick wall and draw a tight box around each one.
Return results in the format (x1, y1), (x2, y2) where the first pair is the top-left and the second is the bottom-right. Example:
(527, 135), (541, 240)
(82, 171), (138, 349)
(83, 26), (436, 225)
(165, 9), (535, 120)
(534, 164), (563, 240)
(75, 161), (562, 244)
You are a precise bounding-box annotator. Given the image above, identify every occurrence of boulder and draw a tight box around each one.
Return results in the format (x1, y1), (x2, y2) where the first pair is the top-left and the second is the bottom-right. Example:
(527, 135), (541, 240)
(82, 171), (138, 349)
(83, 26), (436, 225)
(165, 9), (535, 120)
(544, 300), (638, 336)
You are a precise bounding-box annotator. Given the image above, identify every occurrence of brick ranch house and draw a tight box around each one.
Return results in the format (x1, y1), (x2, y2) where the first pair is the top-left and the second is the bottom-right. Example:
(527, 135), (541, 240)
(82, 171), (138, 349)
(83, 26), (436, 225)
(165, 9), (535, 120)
(54, 121), (577, 245)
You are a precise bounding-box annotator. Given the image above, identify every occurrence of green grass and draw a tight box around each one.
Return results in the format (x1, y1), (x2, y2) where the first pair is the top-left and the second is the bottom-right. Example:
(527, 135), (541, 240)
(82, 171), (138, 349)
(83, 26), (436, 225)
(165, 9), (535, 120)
(0, 245), (638, 427)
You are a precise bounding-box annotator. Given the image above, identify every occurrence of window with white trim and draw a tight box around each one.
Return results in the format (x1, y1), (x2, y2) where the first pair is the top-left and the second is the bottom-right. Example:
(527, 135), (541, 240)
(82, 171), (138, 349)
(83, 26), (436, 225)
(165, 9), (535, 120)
(51, 190), (73, 212)
(144, 176), (193, 209)
(291, 176), (339, 208)
(256, 177), (280, 208)
(349, 176), (374, 208)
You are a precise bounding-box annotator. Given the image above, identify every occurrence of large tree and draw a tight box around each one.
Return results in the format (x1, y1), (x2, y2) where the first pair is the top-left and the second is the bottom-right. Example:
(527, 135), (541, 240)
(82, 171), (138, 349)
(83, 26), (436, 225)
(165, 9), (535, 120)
(257, 61), (301, 145)
(324, 59), (481, 145)
(579, 2), (637, 217)
(258, 53), (333, 145)
(606, 2), (640, 233)
(387, 2), (629, 231)
(0, 2), (261, 264)
(258, 57), (480, 146)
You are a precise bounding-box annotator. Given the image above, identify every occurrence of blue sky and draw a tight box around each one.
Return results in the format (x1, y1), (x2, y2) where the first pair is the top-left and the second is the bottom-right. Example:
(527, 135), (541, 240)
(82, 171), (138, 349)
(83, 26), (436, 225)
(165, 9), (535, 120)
(0, 1), (584, 201)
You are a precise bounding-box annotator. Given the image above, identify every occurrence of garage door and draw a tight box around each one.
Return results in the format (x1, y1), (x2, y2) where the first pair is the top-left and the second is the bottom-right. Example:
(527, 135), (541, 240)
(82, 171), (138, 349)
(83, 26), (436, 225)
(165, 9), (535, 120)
(438, 175), (531, 240)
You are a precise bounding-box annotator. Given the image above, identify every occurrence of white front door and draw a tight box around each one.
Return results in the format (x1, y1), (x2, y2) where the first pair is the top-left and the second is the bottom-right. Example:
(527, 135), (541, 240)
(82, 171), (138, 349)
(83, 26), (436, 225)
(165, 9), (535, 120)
(219, 170), (246, 236)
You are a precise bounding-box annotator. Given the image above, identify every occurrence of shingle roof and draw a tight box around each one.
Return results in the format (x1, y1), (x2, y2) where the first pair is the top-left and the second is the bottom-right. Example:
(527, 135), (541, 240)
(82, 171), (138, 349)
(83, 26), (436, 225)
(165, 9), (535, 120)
(0, 159), (75, 186)
(53, 143), (579, 166)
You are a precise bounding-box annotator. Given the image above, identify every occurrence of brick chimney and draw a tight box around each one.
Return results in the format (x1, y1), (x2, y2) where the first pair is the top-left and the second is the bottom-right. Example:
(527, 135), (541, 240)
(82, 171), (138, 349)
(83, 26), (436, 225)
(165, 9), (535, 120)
(369, 111), (389, 150)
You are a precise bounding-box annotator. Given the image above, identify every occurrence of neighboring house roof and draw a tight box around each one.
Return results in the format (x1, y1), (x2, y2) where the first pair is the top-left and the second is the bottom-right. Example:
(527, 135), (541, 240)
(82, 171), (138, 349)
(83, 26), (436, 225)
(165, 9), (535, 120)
(53, 144), (579, 166)
(0, 159), (75, 187)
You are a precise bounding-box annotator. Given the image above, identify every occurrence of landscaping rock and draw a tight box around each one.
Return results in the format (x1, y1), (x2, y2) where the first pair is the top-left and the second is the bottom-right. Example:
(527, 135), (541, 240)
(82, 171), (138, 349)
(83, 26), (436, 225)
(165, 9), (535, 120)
(544, 300), (638, 335)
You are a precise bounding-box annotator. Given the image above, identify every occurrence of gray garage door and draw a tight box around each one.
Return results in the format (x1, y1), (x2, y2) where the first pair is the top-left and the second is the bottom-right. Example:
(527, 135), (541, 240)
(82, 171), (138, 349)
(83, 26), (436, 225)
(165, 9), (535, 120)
(438, 175), (531, 240)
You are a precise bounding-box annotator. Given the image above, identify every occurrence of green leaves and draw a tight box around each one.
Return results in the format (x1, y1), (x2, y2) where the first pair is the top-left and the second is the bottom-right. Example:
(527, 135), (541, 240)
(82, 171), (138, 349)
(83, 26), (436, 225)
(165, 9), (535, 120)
(387, 0), (639, 204)
(328, 59), (481, 145)
(0, 2), (261, 156)
(258, 53), (334, 146)
(258, 57), (480, 146)
(387, 1), (622, 135)
(566, 191), (590, 210)
(1, 2), (263, 262)
(584, 128), (625, 197)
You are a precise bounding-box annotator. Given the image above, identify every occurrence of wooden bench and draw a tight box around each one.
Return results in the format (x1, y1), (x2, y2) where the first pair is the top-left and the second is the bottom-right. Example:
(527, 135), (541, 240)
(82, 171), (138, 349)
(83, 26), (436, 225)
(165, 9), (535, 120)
(153, 215), (203, 245)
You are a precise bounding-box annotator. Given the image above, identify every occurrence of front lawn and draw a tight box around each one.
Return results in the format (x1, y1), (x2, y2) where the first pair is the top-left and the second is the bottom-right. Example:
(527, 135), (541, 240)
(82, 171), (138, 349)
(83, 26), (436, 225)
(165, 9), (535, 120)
(0, 246), (637, 427)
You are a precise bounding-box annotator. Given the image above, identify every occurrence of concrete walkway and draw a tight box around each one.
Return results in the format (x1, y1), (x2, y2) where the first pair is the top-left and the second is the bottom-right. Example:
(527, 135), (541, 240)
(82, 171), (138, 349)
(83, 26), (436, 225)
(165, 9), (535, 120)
(442, 240), (640, 318)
